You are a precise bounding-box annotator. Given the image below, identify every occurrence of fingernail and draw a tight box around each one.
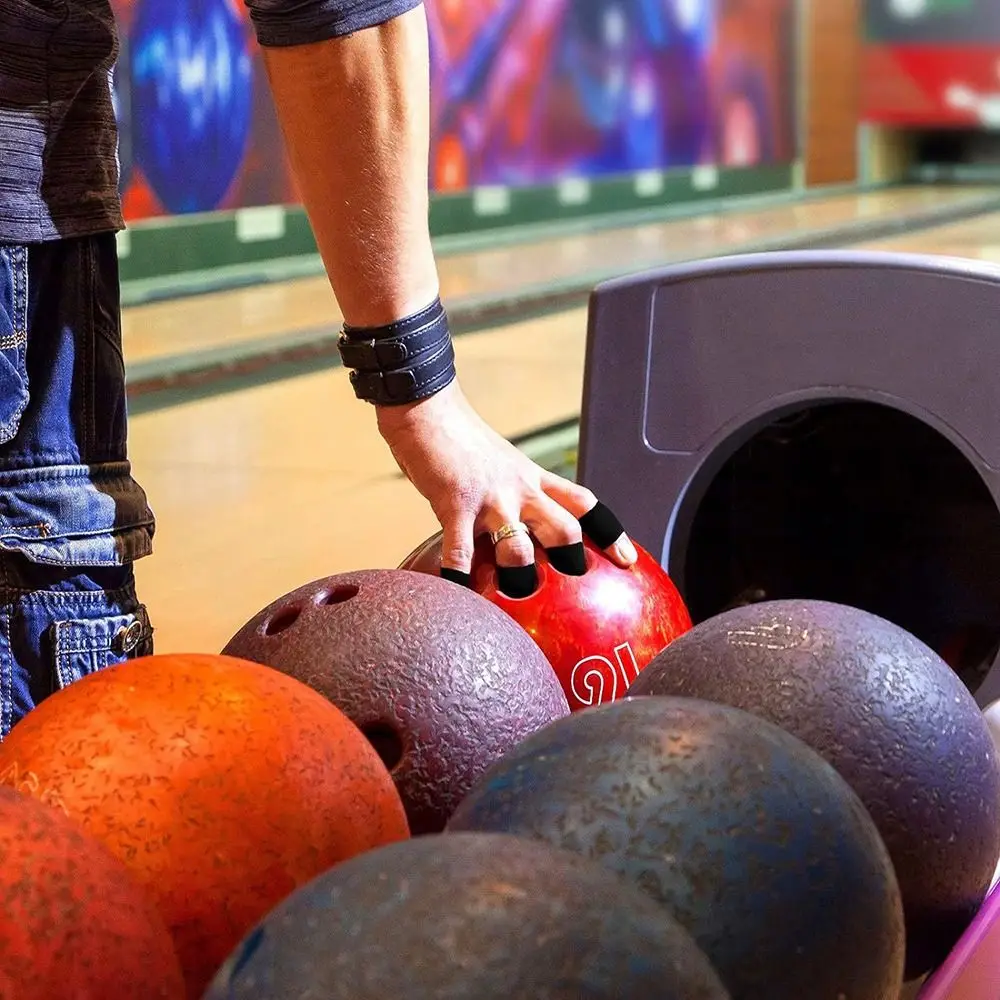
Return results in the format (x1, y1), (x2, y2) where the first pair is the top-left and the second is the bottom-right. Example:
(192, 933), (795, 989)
(614, 536), (638, 565)
(547, 543), (587, 576)
(496, 564), (538, 599)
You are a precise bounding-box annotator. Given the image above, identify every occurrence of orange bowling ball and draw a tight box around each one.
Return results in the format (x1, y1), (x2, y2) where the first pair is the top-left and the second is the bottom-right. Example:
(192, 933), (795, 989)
(0, 653), (409, 999)
(399, 532), (692, 712)
(0, 785), (185, 1000)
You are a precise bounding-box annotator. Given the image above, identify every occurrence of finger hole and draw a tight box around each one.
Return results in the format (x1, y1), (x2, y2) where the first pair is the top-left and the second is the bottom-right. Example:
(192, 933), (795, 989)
(547, 542), (587, 576)
(496, 564), (539, 599)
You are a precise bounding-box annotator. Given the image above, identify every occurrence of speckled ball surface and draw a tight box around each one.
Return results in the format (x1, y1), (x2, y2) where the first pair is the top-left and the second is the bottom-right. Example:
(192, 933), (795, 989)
(222, 569), (570, 834)
(0, 785), (185, 1000)
(0, 653), (410, 999)
(205, 832), (731, 1000)
(628, 599), (1000, 977)
(448, 697), (905, 1000)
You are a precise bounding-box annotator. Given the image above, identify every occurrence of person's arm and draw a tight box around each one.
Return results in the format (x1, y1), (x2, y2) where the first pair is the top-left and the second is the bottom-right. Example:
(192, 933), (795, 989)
(248, 2), (436, 327)
(244, 1), (637, 586)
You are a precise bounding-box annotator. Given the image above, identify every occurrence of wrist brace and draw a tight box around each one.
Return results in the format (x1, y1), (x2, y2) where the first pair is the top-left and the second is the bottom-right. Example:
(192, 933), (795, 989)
(338, 297), (457, 406)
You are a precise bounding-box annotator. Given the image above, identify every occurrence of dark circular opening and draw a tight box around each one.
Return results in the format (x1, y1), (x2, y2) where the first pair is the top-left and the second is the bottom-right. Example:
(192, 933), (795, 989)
(263, 605), (301, 637)
(361, 722), (404, 772)
(492, 563), (544, 600)
(682, 402), (1000, 695)
(317, 585), (360, 606)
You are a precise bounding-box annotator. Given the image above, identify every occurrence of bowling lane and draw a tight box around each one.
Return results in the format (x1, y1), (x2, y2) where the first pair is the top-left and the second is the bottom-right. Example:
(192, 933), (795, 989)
(130, 205), (1000, 655)
(859, 210), (1000, 262)
(122, 184), (994, 376)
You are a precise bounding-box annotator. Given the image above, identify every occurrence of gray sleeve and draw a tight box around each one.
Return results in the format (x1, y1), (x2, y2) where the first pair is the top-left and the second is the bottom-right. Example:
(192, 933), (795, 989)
(245, 0), (424, 47)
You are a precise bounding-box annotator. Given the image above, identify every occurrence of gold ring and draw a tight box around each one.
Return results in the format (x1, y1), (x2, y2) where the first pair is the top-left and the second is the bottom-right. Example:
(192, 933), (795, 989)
(490, 521), (530, 546)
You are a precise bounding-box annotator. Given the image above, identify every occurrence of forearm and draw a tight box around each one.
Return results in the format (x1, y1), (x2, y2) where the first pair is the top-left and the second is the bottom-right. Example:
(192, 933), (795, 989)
(247, 2), (438, 327)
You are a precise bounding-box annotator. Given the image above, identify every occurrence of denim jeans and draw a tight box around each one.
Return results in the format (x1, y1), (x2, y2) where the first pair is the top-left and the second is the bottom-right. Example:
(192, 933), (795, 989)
(0, 233), (154, 738)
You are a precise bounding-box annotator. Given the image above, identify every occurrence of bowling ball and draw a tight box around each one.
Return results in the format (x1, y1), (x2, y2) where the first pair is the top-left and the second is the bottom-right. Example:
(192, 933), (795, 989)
(0, 653), (409, 999)
(130, 0), (253, 213)
(399, 532), (691, 712)
(448, 697), (905, 1000)
(205, 832), (731, 1000)
(222, 570), (570, 835)
(0, 785), (185, 1000)
(628, 599), (1000, 979)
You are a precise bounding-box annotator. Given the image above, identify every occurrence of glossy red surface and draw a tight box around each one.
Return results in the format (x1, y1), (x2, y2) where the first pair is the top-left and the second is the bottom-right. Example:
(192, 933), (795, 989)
(399, 533), (692, 712)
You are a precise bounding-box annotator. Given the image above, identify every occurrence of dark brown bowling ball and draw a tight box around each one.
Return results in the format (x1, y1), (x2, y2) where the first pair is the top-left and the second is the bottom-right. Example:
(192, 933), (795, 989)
(205, 833), (731, 1000)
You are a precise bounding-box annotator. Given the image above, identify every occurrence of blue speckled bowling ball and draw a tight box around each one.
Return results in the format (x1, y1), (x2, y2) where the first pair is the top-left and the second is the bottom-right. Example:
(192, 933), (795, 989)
(129, 0), (252, 213)
(448, 697), (905, 1000)
(203, 833), (731, 1000)
(629, 599), (1000, 979)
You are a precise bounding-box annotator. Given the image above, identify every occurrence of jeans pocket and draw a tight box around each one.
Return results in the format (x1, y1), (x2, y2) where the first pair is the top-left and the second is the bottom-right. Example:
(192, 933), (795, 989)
(51, 603), (153, 691)
(0, 245), (29, 445)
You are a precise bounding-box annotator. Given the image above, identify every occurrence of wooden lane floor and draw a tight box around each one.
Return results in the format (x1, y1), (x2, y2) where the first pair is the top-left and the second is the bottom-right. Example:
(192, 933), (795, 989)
(861, 210), (1000, 262)
(122, 185), (996, 376)
(128, 200), (1000, 654)
(129, 307), (586, 653)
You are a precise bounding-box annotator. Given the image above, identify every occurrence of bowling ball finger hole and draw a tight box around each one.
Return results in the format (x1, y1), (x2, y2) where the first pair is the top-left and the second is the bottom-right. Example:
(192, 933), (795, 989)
(263, 606), (301, 636)
(316, 585), (360, 606)
(360, 722), (405, 772)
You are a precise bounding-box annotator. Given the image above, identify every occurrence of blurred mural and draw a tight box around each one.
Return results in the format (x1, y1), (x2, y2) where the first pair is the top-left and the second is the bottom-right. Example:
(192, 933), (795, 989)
(863, 0), (1000, 126)
(110, 0), (798, 222)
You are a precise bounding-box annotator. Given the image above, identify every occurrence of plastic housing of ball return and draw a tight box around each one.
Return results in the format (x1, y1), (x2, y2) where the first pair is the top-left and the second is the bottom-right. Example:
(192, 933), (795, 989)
(577, 250), (1000, 707)
(917, 884), (1000, 1000)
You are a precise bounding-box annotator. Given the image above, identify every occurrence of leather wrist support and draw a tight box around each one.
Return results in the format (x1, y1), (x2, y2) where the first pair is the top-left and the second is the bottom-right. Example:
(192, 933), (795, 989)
(338, 297), (457, 406)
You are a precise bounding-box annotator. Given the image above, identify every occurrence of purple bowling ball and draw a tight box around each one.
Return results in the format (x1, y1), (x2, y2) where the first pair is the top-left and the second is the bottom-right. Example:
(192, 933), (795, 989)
(223, 569), (569, 834)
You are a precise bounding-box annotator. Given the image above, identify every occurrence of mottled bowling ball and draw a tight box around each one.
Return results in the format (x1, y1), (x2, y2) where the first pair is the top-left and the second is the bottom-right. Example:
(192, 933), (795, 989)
(205, 833), (731, 1000)
(0, 785), (185, 1000)
(223, 569), (569, 834)
(129, 0), (253, 213)
(629, 599), (1000, 978)
(448, 697), (905, 1000)
(399, 532), (691, 712)
(0, 653), (409, 998)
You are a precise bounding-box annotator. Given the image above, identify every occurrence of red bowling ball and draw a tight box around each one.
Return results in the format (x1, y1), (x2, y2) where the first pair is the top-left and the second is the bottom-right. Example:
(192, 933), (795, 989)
(0, 785), (185, 1000)
(399, 532), (692, 711)
(0, 653), (410, 999)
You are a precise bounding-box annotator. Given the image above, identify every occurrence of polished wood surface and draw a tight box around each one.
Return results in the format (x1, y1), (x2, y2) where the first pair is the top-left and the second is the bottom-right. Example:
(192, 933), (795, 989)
(127, 197), (1000, 654)
(121, 185), (990, 368)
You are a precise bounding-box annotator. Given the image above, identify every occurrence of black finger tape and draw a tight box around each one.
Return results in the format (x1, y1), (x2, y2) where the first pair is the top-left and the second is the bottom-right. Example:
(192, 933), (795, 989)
(440, 567), (472, 588)
(496, 564), (538, 599)
(547, 542), (587, 576)
(578, 501), (626, 550)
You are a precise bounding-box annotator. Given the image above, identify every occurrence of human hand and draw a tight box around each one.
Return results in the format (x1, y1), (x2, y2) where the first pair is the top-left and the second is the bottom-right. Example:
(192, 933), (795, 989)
(377, 380), (638, 595)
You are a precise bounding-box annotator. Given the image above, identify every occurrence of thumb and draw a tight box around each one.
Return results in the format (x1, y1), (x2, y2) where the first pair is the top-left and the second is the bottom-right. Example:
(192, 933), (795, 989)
(439, 513), (477, 587)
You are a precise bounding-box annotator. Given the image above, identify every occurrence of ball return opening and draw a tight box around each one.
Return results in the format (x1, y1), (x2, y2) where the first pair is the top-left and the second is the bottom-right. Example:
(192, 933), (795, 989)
(578, 250), (1000, 707)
